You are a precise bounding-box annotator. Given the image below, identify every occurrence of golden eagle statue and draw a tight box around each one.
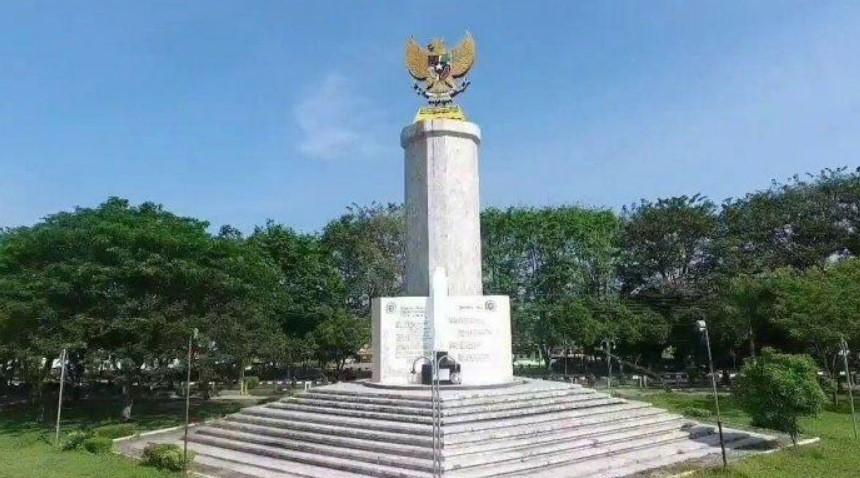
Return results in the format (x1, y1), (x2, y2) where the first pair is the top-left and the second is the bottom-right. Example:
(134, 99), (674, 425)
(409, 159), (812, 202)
(405, 32), (476, 108)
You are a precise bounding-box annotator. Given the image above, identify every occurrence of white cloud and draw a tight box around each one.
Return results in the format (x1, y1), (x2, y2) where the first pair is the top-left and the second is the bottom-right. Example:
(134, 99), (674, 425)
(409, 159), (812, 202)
(293, 73), (393, 161)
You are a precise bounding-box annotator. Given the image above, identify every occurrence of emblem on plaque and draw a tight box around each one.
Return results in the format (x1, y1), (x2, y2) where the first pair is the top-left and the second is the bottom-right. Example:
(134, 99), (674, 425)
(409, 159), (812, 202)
(405, 32), (476, 121)
(385, 302), (397, 314)
(485, 300), (496, 311)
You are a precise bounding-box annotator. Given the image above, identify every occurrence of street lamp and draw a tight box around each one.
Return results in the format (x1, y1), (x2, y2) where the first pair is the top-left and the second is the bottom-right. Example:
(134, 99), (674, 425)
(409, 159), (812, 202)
(184, 328), (198, 472)
(697, 320), (727, 468)
(839, 337), (858, 439)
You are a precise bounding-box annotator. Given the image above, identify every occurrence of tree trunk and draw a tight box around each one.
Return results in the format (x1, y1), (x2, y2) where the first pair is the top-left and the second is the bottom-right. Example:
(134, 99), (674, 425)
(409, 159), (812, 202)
(748, 325), (756, 360)
(541, 345), (552, 371)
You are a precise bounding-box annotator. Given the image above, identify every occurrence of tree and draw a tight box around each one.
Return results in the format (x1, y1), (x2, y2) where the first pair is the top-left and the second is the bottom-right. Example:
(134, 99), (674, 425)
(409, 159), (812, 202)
(310, 306), (370, 372)
(769, 259), (860, 379)
(617, 195), (720, 370)
(717, 167), (860, 275)
(481, 206), (620, 357)
(619, 195), (717, 296)
(205, 229), (289, 395)
(321, 203), (405, 317)
(734, 348), (826, 444)
(0, 198), (287, 415)
(249, 221), (344, 337)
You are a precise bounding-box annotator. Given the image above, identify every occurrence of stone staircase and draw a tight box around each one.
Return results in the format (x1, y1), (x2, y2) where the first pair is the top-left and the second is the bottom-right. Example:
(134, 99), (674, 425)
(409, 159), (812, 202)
(180, 380), (767, 478)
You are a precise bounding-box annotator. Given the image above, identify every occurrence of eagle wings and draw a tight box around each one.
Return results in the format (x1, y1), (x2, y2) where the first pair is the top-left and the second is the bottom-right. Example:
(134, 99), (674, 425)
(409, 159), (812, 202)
(405, 32), (476, 81)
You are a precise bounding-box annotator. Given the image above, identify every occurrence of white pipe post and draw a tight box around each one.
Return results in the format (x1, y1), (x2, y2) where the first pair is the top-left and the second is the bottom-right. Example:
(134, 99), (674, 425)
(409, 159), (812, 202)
(54, 348), (67, 447)
(842, 337), (858, 439)
(703, 326), (727, 468)
(184, 329), (197, 471)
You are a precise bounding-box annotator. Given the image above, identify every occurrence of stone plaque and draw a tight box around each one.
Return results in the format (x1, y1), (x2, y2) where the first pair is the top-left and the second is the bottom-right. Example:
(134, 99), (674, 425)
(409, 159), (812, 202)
(372, 295), (512, 386)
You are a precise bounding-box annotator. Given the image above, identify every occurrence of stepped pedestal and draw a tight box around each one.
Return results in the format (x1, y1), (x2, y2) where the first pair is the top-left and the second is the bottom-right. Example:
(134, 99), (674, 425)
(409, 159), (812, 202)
(121, 380), (774, 478)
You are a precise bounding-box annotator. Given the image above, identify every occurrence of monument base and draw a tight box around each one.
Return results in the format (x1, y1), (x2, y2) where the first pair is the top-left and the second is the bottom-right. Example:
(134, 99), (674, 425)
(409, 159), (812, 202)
(135, 379), (774, 478)
(371, 295), (513, 386)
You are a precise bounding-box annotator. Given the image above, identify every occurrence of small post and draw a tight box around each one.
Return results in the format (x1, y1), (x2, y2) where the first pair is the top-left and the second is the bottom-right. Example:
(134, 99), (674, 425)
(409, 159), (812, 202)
(698, 320), (727, 468)
(54, 348), (67, 447)
(601, 339), (615, 390)
(841, 337), (858, 439)
(184, 328), (198, 472)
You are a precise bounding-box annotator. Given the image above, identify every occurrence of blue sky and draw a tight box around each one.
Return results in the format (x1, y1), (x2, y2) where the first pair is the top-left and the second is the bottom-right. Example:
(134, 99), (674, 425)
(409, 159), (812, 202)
(1, 1), (858, 233)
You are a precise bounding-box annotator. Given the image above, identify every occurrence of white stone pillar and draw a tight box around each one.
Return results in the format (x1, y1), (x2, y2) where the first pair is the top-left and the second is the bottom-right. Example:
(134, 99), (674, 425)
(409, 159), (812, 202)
(401, 120), (483, 297)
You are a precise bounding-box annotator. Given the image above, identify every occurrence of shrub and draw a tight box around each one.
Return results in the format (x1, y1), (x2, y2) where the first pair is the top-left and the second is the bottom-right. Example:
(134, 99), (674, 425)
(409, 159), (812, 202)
(62, 430), (94, 450)
(734, 348), (826, 444)
(142, 443), (192, 471)
(244, 376), (260, 391)
(93, 423), (136, 439)
(82, 436), (113, 454)
(681, 407), (711, 419)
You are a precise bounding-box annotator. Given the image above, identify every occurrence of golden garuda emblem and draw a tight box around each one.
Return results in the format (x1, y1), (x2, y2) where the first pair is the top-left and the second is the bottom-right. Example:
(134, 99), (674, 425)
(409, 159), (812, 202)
(405, 32), (476, 106)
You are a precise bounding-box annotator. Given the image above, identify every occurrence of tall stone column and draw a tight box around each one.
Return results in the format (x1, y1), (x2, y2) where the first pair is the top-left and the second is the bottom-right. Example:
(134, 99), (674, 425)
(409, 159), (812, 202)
(401, 119), (483, 297)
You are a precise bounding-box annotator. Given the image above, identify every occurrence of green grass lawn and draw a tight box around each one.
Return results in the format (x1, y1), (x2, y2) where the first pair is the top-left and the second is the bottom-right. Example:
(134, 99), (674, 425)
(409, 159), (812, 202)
(0, 397), (257, 478)
(616, 389), (860, 478)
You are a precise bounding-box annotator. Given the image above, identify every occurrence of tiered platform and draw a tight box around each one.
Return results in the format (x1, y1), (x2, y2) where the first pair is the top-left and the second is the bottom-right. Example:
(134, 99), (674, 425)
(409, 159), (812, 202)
(128, 380), (772, 478)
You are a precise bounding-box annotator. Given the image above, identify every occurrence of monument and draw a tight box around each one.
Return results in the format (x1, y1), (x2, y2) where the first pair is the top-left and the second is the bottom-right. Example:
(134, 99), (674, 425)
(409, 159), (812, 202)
(132, 32), (770, 478)
(372, 32), (513, 387)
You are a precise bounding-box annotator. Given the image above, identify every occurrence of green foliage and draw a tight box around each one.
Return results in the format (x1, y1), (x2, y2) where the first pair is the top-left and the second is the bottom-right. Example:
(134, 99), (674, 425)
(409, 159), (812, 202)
(321, 203), (404, 317)
(311, 307), (370, 371)
(141, 443), (190, 471)
(767, 259), (860, 373)
(681, 406), (712, 419)
(62, 430), (94, 451)
(243, 376), (260, 390)
(734, 348), (826, 443)
(82, 436), (113, 454)
(93, 423), (136, 439)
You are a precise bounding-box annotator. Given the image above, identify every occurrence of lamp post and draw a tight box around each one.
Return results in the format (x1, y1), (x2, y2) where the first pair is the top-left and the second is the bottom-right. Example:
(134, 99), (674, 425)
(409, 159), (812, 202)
(840, 337), (858, 439)
(54, 348), (67, 447)
(697, 320), (727, 468)
(183, 328), (198, 472)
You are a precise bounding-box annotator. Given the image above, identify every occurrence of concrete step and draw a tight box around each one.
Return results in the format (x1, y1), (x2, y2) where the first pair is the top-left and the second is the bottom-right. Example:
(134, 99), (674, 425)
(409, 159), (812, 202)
(266, 401), (435, 424)
(308, 382), (584, 406)
(443, 391), (609, 417)
(447, 431), (691, 478)
(301, 391), (435, 409)
(188, 433), (433, 478)
(442, 396), (626, 424)
(195, 452), (304, 478)
(550, 428), (764, 478)
(443, 387), (595, 408)
(224, 413), (434, 447)
(448, 414), (686, 457)
(303, 386), (596, 411)
(444, 401), (652, 435)
(446, 404), (666, 443)
(266, 395), (624, 425)
(520, 434), (719, 478)
(305, 387), (433, 402)
(284, 396), (435, 416)
(239, 406), (433, 435)
(192, 442), (382, 478)
(206, 420), (432, 458)
(285, 390), (607, 418)
(192, 427), (434, 471)
(446, 422), (687, 471)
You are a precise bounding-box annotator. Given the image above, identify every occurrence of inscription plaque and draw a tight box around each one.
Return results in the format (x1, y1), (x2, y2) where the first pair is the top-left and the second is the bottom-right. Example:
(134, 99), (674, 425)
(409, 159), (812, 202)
(372, 295), (512, 385)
